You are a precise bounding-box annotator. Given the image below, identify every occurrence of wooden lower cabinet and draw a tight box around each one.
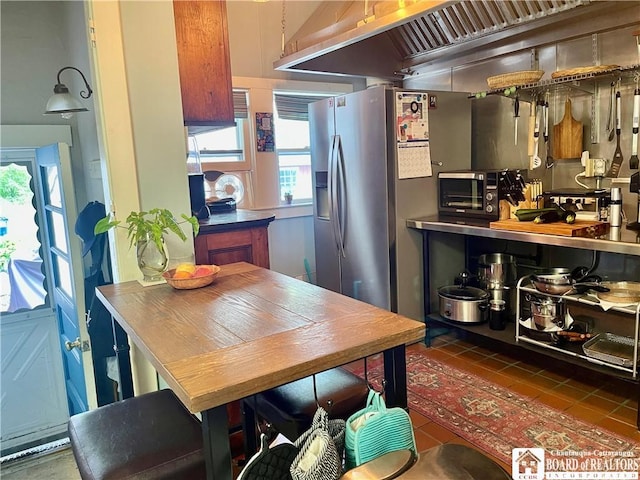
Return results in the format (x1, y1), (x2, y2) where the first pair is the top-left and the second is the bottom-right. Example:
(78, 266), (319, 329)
(194, 226), (270, 268)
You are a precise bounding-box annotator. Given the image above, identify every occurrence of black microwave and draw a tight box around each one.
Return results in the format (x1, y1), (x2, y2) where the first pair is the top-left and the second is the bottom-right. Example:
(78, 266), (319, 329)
(437, 170), (525, 220)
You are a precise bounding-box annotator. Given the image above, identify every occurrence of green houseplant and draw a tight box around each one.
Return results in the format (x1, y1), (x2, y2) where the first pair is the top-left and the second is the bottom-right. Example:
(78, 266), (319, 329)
(95, 208), (199, 281)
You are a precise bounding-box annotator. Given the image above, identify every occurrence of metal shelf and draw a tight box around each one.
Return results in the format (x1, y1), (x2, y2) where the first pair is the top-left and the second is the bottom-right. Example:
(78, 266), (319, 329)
(470, 64), (640, 98)
(406, 216), (640, 256)
(518, 283), (640, 316)
(515, 277), (640, 379)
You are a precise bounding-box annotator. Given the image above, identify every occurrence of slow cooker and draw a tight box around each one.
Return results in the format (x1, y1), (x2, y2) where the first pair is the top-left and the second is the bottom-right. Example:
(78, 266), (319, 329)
(438, 284), (489, 324)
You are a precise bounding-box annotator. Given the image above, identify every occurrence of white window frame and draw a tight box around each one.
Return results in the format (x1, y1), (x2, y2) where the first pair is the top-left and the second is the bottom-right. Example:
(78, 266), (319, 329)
(199, 90), (252, 173)
(230, 77), (352, 211)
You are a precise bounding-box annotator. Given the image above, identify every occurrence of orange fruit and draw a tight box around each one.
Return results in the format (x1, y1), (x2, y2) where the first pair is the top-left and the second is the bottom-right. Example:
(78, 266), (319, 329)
(173, 270), (192, 279)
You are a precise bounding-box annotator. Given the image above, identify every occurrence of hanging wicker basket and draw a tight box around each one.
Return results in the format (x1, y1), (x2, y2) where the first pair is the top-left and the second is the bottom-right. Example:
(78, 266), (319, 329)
(487, 70), (544, 89)
(551, 65), (620, 79)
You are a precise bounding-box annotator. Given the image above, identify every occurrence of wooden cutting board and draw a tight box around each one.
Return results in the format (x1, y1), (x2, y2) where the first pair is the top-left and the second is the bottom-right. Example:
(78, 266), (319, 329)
(489, 218), (608, 237)
(553, 98), (583, 159)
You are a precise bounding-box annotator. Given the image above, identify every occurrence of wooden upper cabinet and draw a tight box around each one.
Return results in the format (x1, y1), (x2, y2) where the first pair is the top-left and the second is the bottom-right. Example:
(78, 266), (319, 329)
(173, 0), (234, 128)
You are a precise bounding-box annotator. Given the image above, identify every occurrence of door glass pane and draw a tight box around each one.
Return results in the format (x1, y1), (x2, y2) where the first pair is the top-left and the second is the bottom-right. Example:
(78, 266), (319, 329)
(54, 254), (72, 298)
(0, 161), (47, 312)
(42, 165), (61, 208)
(48, 210), (68, 254)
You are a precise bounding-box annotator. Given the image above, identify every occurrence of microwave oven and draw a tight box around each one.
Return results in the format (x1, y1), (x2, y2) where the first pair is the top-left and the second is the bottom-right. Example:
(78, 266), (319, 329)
(437, 170), (525, 219)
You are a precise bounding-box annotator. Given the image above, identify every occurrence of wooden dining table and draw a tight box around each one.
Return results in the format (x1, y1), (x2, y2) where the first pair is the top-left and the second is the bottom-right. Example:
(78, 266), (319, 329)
(96, 262), (425, 480)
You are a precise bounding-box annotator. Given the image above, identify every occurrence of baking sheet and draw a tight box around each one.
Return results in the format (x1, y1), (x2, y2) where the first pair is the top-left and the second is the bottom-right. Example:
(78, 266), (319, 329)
(582, 333), (635, 367)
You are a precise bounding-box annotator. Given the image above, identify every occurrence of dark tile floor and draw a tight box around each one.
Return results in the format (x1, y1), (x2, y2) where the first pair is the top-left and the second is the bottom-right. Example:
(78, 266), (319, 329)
(3, 331), (638, 479)
(407, 332), (640, 473)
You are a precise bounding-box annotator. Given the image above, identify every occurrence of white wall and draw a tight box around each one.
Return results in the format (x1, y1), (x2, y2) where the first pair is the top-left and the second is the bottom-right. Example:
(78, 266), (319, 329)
(225, 2), (359, 280)
(0, 1), (95, 211)
(0, 1), (360, 283)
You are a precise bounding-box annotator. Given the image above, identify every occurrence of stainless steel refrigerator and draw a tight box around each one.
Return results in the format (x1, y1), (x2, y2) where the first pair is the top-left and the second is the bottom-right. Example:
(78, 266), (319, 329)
(310, 86), (471, 321)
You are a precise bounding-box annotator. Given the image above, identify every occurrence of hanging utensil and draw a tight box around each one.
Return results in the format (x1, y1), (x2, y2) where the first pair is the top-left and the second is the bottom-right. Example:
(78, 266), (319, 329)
(528, 98), (536, 169)
(607, 82), (616, 142)
(514, 96), (520, 145)
(630, 84), (639, 169)
(543, 96), (553, 168)
(531, 104), (542, 169)
(607, 87), (623, 177)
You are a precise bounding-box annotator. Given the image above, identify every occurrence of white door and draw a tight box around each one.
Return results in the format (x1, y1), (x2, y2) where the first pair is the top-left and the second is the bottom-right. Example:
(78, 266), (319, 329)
(0, 143), (92, 454)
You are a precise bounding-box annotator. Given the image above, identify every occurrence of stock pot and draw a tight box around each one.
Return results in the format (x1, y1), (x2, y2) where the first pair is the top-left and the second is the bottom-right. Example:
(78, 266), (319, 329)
(529, 295), (566, 330)
(477, 253), (517, 289)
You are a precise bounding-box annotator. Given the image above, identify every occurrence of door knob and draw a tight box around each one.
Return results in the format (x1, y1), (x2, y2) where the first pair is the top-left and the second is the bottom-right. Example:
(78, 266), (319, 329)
(65, 337), (82, 351)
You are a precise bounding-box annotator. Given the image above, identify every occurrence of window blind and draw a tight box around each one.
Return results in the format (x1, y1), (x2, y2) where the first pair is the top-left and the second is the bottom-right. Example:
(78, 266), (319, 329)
(274, 94), (331, 121)
(233, 91), (248, 119)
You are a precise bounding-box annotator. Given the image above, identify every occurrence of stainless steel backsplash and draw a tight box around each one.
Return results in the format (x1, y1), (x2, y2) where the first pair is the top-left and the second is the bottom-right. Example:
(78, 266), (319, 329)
(406, 23), (639, 219)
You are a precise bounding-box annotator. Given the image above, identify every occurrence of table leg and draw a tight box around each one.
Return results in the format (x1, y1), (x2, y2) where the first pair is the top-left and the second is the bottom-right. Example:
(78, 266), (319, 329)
(383, 345), (407, 408)
(202, 405), (233, 480)
(111, 317), (134, 400)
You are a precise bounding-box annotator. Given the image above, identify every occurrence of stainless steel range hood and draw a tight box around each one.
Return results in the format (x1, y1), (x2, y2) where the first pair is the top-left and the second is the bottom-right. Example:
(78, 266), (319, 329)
(274, 0), (637, 80)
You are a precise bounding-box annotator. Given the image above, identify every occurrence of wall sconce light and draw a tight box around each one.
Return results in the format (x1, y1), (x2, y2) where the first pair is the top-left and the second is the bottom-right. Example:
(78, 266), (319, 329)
(44, 66), (93, 119)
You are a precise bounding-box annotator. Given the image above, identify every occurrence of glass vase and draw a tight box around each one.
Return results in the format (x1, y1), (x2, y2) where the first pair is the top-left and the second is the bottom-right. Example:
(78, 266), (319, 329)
(136, 235), (168, 282)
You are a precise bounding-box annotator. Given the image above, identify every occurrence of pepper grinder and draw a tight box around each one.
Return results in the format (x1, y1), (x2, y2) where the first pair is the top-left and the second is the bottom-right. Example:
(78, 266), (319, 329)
(609, 187), (622, 228)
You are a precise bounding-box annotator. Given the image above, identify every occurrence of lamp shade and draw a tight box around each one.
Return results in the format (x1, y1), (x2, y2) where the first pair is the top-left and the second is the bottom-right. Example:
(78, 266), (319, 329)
(43, 67), (93, 117)
(44, 84), (88, 114)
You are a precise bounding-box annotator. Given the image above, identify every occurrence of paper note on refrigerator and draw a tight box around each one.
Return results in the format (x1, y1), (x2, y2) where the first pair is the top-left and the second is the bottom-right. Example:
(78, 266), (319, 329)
(397, 141), (432, 179)
(395, 91), (432, 179)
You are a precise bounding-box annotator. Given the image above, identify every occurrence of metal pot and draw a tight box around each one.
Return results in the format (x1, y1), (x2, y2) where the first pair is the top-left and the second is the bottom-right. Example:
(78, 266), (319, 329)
(529, 296), (566, 330)
(438, 284), (489, 323)
(477, 253), (517, 290)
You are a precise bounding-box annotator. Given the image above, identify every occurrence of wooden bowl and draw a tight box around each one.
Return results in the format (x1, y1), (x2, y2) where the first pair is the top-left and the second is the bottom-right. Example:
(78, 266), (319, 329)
(162, 265), (221, 290)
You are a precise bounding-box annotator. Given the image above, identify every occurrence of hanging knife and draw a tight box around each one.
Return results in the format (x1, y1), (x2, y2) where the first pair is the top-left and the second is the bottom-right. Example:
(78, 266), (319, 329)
(630, 86), (639, 169)
(543, 97), (553, 169)
(514, 96), (519, 145)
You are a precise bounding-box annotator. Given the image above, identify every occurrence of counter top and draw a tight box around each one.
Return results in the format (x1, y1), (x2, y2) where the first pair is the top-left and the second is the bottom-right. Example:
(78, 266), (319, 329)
(407, 215), (640, 256)
(198, 209), (275, 234)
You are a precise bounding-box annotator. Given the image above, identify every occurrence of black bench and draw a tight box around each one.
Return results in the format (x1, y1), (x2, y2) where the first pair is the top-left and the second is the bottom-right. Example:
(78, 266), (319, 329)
(242, 367), (369, 456)
(68, 389), (205, 480)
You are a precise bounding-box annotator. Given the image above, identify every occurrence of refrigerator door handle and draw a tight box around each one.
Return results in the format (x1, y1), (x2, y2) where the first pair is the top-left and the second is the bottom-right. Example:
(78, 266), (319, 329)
(328, 135), (340, 252)
(335, 136), (346, 258)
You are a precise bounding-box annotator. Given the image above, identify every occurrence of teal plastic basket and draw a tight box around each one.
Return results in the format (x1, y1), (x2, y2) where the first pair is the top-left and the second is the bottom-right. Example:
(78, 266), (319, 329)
(344, 390), (416, 470)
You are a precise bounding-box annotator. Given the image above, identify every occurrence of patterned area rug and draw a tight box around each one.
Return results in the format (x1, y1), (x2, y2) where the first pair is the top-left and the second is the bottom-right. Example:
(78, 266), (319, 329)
(354, 352), (640, 466)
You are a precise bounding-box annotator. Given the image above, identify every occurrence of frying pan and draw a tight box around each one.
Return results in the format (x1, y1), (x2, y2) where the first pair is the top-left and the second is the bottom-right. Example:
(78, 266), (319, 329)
(530, 268), (608, 295)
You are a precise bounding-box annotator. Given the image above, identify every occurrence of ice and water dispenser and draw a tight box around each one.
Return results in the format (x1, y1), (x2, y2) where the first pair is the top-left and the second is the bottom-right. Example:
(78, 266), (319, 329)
(315, 171), (330, 219)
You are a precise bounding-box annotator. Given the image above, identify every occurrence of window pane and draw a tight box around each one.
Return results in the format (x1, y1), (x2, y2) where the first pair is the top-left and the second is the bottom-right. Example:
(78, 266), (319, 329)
(196, 124), (241, 150)
(55, 254), (72, 298)
(191, 120), (245, 163)
(42, 165), (61, 208)
(274, 119), (310, 149)
(48, 210), (68, 255)
(274, 113), (311, 202)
